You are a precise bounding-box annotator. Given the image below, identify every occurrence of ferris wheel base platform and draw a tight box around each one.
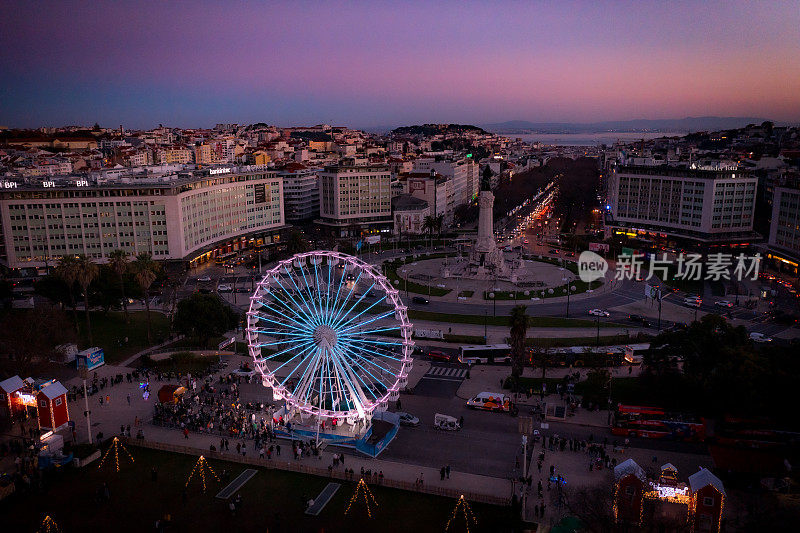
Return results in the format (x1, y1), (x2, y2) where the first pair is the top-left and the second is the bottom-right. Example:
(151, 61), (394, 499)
(272, 411), (401, 458)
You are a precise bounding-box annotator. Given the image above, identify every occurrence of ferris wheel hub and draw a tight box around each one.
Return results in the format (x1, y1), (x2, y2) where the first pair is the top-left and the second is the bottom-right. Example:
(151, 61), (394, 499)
(313, 324), (338, 347)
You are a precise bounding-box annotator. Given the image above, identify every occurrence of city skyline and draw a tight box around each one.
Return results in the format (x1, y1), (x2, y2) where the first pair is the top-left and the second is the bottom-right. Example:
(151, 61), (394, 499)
(1, 0), (799, 129)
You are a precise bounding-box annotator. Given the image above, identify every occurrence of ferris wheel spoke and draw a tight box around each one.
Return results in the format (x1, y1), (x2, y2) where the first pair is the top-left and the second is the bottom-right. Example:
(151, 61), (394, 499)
(336, 339), (404, 360)
(338, 341), (403, 371)
(328, 262), (350, 325)
(334, 296), (389, 331)
(297, 261), (323, 323)
(335, 343), (391, 388)
(258, 339), (315, 364)
(268, 275), (320, 327)
(330, 282), (376, 330)
(329, 344), (379, 402)
(336, 335), (404, 347)
(338, 347), (398, 378)
(253, 312), (312, 335)
(281, 265), (322, 327)
(271, 341), (317, 377)
(337, 309), (395, 335)
(328, 270), (363, 325)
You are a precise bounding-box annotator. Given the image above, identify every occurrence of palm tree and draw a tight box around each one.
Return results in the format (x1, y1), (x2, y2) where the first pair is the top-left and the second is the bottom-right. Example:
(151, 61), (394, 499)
(509, 305), (529, 380)
(132, 253), (160, 344)
(55, 255), (80, 332)
(74, 255), (100, 345)
(108, 249), (130, 323)
(422, 215), (435, 250)
(433, 213), (445, 245)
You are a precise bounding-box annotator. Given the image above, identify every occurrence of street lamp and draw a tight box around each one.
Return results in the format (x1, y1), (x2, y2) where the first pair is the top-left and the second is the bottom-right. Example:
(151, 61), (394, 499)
(489, 292), (496, 317)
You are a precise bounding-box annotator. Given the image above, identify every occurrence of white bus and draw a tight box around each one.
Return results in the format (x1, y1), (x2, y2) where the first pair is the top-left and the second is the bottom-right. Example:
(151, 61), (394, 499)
(459, 344), (512, 365)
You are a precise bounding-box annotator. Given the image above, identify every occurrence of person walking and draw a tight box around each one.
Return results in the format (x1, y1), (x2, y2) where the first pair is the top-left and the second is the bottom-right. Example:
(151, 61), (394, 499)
(127, 394), (131, 406)
(440, 466), (446, 481)
(445, 465), (451, 479)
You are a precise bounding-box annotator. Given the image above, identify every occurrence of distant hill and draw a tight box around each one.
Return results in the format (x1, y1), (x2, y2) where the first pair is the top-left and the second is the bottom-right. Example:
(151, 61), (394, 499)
(391, 124), (488, 136)
(482, 117), (772, 134)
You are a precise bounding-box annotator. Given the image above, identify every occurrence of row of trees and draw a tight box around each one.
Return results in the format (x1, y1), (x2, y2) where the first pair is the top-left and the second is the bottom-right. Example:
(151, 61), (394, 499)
(48, 251), (161, 345)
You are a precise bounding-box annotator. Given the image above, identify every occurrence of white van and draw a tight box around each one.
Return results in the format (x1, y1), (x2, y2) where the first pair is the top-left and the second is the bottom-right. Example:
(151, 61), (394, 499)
(466, 391), (513, 412)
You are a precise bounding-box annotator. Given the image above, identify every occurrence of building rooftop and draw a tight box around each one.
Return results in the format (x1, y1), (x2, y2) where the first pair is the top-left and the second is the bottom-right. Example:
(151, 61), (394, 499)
(687, 468), (726, 497)
(392, 194), (429, 211)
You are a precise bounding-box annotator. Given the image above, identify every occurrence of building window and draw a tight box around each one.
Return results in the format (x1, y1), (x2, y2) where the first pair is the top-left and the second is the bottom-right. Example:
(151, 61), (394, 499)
(55, 397), (62, 406)
(703, 496), (714, 507)
(40, 399), (47, 408)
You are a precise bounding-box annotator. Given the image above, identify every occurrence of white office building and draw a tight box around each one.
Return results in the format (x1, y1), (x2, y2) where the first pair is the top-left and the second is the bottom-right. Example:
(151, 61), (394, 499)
(0, 167), (285, 269)
(317, 164), (392, 236)
(605, 165), (758, 243)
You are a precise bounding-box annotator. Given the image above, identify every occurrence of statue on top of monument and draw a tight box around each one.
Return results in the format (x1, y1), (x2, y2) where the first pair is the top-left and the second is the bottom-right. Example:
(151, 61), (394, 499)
(481, 166), (493, 192)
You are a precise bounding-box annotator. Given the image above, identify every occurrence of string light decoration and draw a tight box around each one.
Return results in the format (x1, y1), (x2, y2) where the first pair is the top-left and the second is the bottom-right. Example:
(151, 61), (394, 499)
(37, 515), (61, 533)
(344, 479), (378, 518)
(97, 437), (135, 472)
(445, 495), (477, 533)
(185, 455), (220, 493)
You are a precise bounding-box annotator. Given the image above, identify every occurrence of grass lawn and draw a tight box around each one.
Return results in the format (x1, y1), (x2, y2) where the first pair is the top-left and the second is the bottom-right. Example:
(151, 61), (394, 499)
(1, 446), (518, 533)
(83, 311), (171, 364)
(384, 265), (451, 296)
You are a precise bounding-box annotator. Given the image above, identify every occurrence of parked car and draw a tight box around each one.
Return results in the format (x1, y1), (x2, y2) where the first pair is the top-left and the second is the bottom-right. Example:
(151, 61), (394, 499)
(588, 309), (610, 317)
(197, 275), (212, 282)
(433, 413), (461, 431)
(715, 300), (733, 308)
(396, 412), (420, 427)
(749, 332), (773, 343)
(412, 296), (429, 305)
(217, 284), (233, 292)
(548, 249), (559, 254)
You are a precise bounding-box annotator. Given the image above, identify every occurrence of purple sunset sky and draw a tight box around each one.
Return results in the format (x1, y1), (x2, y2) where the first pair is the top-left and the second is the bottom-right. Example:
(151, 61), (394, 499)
(1, 0), (798, 129)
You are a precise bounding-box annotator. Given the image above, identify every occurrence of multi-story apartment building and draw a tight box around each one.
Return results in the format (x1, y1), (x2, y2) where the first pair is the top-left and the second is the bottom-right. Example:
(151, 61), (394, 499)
(403, 172), (452, 223)
(413, 157), (479, 208)
(156, 146), (193, 165)
(0, 167), (285, 270)
(605, 165), (758, 244)
(277, 163), (320, 223)
(767, 185), (800, 274)
(317, 164), (392, 236)
(193, 143), (214, 165)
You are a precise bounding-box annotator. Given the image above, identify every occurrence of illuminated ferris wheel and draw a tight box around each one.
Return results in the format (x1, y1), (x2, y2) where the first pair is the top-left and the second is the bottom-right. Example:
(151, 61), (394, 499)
(246, 251), (413, 425)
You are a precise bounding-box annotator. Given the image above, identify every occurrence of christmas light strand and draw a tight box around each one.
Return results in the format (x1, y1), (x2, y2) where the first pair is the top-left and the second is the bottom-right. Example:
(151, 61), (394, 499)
(185, 455), (220, 492)
(38, 515), (61, 533)
(344, 479), (378, 518)
(97, 437), (135, 472)
(445, 495), (477, 533)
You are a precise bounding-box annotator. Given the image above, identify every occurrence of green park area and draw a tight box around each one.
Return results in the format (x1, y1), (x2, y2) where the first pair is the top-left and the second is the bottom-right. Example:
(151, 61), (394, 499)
(0, 446), (518, 533)
(82, 311), (171, 363)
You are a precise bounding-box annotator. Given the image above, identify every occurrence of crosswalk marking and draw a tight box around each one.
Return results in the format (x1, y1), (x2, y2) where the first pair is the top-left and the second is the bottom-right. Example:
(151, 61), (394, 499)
(424, 366), (466, 380)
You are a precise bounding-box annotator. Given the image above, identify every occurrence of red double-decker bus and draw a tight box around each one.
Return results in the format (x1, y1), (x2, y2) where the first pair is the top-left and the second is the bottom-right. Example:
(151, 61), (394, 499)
(612, 404), (705, 441)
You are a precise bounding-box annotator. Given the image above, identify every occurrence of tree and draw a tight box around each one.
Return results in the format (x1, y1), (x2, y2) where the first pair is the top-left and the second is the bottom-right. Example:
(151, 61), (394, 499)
(108, 249), (131, 322)
(509, 305), (528, 379)
(132, 253), (160, 344)
(74, 255), (99, 345)
(529, 337), (552, 381)
(55, 255), (80, 332)
(173, 293), (239, 348)
(422, 215), (435, 248)
(563, 486), (616, 533)
(0, 306), (76, 376)
(286, 230), (310, 254)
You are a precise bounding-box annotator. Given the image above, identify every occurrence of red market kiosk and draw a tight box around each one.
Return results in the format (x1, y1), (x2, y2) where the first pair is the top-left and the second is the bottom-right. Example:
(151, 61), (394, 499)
(36, 381), (70, 432)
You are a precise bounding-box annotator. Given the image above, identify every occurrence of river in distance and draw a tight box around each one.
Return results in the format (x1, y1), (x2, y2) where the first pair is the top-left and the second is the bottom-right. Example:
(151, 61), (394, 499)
(507, 131), (686, 146)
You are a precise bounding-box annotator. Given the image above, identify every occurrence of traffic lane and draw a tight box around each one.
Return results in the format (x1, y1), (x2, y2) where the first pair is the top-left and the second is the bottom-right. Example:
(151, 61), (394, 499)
(383, 395), (522, 476)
